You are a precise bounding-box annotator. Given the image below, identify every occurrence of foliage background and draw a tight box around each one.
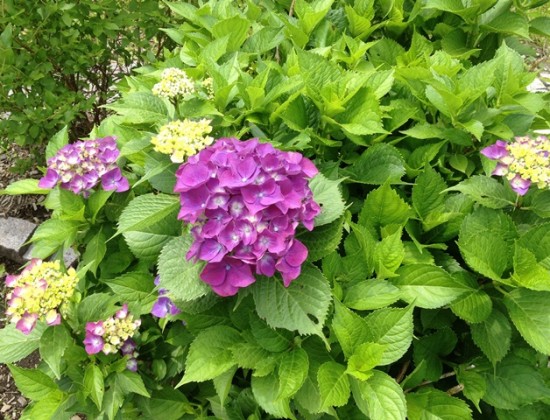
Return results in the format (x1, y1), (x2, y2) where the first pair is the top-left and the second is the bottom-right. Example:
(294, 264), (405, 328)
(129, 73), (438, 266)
(1, 0), (550, 419)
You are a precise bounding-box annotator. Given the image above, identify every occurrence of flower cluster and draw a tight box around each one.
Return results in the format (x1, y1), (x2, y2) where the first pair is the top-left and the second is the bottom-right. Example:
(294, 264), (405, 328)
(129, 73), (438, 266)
(202, 77), (214, 99)
(152, 68), (195, 99)
(151, 119), (214, 163)
(38, 136), (129, 196)
(84, 304), (141, 370)
(481, 135), (550, 195)
(174, 138), (320, 296)
(5, 259), (78, 334)
(151, 276), (181, 318)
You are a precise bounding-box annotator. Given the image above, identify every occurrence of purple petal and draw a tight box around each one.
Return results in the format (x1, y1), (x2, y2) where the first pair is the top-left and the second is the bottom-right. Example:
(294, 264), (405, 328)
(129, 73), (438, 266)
(200, 262), (228, 287)
(481, 141), (508, 160)
(198, 239), (227, 262)
(509, 174), (531, 195)
(151, 296), (171, 318)
(84, 335), (104, 354)
(16, 313), (38, 335)
(126, 358), (138, 371)
(174, 162), (212, 192)
(38, 169), (60, 189)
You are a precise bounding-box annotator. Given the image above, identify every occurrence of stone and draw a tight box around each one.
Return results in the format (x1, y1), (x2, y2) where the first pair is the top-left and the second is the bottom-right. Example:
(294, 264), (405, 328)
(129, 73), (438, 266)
(0, 217), (36, 263)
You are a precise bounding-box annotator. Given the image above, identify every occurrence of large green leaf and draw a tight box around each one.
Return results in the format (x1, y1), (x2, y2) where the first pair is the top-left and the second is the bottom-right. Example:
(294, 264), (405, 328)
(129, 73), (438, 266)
(393, 264), (470, 308)
(157, 236), (211, 302)
(359, 182), (412, 231)
(9, 365), (61, 401)
(332, 300), (370, 358)
(412, 166), (447, 221)
(0, 179), (49, 195)
(317, 361), (350, 409)
(445, 175), (516, 209)
(351, 371), (406, 420)
(406, 388), (472, 420)
(480, 355), (550, 410)
(105, 92), (169, 125)
(298, 217), (343, 262)
(84, 364), (104, 410)
(117, 193), (179, 235)
(344, 279), (401, 311)
(364, 305), (414, 365)
(39, 325), (71, 379)
(470, 309), (511, 365)
(107, 272), (156, 315)
(252, 265), (331, 338)
(343, 144), (405, 184)
(178, 325), (241, 385)
(277, 348), (309, 399)
(504, 288), (550, 355)
(0, 323), (46, 363)
(252, 374), (294, 419)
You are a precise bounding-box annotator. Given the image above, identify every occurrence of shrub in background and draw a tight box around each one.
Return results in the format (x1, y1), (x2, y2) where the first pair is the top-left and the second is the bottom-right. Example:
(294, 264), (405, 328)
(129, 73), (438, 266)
(0, 0), (172, 149)
(1, 0), (550, 419)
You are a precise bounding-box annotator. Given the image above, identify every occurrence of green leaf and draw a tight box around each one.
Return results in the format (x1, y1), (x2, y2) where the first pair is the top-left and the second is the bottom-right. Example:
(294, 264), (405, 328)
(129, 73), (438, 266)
(0, 323), (45, 363)
(332, 300), (370, 358)
(141, 389), (193, 420)
(504, 288), (550, 355)
(373, 228), (405, 278)
(516, 223), (550, 269)
(39, 325), (71, 379)
(213, 367), (237, 407)
(482, 11), (530, 38)
(317, 361), (350, 409)
(295, 0), (335, 34)
(77, 293), (119, 325)
(252, 265), (331, 338)
(470, 309), (512, 365)
(456, 368), (486, 412)
(105, 92), (169, 125)
(178, 325), (241, 386)
(9, 365), (60, 403)
(212, 15), (249, 51)
(530, 16), (550, 37)
(344, 144), (405, 184)
(117, 193), (179, 236)
(252, 374), (295, 419)
(309, 174), (346, 227)
(344, 279), (401, 311)
(412, 167), (447, 220)
(107, 272), (156, 315)
(277, 348), (309, 399)
(351, 370), (407, 420)
(364, 305), (414, 365)
(445, 175), (516, 209)
(158, 236), (211, 302)
(29, 219), (80, 258)
(81, 229), (106, 276)
(249, 314), (292, 353)
(450, 288), (492, 324)
(298, 217), (343, 262)
(359, 182), (412, 231)
(512, 245), (550, 291)
(347, 342), (386, 380)
(393, 265), (470, 309)
(406, 388), (472, 420)
(480, 355), (550, 410)
(0, 179), (49, 195)
(116, 370), (150, 397)
(84, 364), (104, 410)
(458, 207), (516, 281)
(45, 125), (69, 160)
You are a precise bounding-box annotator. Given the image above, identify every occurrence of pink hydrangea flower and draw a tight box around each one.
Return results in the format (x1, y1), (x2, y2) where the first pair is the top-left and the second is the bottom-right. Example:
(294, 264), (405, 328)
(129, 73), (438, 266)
(174, 138), (320, 296)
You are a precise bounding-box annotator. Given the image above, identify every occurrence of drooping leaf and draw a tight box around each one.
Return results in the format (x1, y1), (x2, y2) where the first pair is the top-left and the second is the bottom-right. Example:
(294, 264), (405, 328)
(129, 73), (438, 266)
(0, 323), (46, 363)
(332, 300), (370, 358)
(277, 348), (309, 399)
(344, 144), (406, 184)
(84, 364), (104, 410)
(117, 193), (179, 236)
(251, 374), (295, 419)
(9, 365), (61, 401)
(359, 182), (412, 231)
(445, 175), (516, 209)
(344, 279), (401, 311)
(298, 217), (343, 262)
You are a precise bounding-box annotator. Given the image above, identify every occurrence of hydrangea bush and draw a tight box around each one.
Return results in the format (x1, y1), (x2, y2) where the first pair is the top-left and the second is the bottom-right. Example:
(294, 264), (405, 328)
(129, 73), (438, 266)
(2, 1), (550, 419)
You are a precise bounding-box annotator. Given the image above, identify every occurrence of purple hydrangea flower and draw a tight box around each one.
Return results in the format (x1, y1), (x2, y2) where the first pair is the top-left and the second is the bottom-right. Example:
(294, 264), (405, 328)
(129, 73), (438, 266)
(38, 136), (129, 196)
(83, 304), (141, 370)
(174, 138), (321, 296)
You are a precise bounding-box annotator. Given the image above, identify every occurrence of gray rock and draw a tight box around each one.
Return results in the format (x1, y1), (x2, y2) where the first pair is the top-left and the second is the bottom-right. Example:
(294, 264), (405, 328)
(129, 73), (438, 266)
(0, 217), (36, 263)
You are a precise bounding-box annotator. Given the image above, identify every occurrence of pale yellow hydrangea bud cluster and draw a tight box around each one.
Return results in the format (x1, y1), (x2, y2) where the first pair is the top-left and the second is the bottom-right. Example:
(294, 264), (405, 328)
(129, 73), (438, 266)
(5, 259), (78, 334)
(507, 135), (550, 190)
(151, 119), (214, 163)
(202, 77), (214, 99)
(152, 68), (195, 99)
